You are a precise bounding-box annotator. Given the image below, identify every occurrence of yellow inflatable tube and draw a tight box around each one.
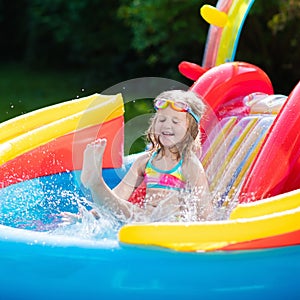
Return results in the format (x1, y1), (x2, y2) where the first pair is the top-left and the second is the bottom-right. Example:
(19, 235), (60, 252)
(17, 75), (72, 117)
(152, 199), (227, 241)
(0, 93), (123, 143)
(119, 203), (300, 252)
(230, 189), (300, 219)
(0, 93), (124, 165)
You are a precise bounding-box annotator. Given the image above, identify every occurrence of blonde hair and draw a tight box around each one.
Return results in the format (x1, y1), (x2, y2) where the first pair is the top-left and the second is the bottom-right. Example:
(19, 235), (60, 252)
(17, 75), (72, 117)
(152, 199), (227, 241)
(147, 90), (206, 160)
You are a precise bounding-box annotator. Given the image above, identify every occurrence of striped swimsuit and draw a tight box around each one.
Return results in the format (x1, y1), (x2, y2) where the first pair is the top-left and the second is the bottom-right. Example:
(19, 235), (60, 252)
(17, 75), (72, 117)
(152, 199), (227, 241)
(144, 152), (186, 191)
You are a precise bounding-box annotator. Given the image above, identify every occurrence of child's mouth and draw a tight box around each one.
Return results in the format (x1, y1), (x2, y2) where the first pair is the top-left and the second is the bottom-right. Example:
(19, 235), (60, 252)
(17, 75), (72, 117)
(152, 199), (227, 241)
(162, 131), (174, 136)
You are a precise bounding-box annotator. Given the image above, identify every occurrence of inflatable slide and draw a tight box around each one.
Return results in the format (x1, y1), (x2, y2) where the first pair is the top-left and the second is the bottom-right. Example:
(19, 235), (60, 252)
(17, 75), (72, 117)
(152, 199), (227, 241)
(1, 0), (300, 299)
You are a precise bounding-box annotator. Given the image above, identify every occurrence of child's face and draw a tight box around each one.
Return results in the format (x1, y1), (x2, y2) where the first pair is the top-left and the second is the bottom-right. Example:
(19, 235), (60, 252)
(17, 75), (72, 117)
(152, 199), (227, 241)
(154, 106), (188, 147)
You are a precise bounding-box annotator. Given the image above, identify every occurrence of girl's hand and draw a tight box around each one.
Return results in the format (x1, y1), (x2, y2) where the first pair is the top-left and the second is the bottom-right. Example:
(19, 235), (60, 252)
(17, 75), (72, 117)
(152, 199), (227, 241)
(59, 208), (100, 226)
(149, 193), (180, 222)
(59, 211), (82, 226)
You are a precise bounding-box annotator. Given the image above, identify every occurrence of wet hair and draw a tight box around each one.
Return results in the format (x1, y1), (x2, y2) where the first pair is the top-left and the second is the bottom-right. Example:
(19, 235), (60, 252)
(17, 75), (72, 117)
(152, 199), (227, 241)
(146, 90), (206, 160)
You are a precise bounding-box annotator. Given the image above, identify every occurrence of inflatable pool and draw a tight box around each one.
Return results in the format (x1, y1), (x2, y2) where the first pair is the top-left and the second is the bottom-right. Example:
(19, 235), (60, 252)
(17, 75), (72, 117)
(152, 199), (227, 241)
(1, 0), (300, 299)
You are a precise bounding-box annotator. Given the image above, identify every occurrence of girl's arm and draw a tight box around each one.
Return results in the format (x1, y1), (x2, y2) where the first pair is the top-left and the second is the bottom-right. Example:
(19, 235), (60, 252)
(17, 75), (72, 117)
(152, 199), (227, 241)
(183, 154), (212, 221)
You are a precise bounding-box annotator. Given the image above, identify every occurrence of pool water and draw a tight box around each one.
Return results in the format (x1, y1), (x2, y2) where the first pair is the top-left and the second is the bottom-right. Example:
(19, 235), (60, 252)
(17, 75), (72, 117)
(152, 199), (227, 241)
(0, 170), (124, 237)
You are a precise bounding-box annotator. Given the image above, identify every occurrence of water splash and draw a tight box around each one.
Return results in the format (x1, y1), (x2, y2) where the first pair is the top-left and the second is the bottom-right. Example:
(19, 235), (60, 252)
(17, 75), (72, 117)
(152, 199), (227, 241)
(52, 201), (122, 241)
(129, 187), (218, 223)
(0, 170), (237, 244)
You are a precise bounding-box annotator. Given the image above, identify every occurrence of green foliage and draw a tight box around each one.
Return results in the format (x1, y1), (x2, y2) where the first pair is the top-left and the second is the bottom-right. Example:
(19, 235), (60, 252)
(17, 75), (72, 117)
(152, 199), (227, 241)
(236, 0), (300, 94)
(0, 63), (90, 123)
(268, 0), (300, 34)
(0, 0), (299, 100)
(21, 0), (137, 90)
(27, 0), (127, 65)
(124, 99), (154, 153)
(118, 0), (211, 78)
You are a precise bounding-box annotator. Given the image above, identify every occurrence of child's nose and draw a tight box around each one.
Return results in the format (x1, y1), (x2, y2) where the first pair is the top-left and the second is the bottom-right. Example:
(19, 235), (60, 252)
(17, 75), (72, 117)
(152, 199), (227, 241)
(163, 119), (172, 128)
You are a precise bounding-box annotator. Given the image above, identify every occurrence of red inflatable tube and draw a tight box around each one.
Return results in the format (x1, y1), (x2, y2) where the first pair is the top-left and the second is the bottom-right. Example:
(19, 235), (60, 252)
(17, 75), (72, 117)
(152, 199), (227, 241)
(219, 229), (300, 251)
(189, 61), (273, 141)
(239, 81), (300, 202)
(178, 61), (207, 81)
(0, 117), (124, 188)
(190, 62), (273, 112)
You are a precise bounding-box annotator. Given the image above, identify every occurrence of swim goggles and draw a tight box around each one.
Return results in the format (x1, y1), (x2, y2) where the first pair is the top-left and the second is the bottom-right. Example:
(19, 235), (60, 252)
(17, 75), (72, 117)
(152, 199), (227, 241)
(154, 99), (200, 124)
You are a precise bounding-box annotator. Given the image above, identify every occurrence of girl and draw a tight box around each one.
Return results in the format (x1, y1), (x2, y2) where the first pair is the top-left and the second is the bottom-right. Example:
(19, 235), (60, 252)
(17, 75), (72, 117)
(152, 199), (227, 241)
(79, 90), (211, 223)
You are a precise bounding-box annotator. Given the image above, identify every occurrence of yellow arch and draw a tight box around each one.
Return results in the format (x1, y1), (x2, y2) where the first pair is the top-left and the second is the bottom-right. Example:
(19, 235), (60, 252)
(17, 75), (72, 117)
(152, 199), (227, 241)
(0, 93), (124, 165)
(216, 0), (255, 65)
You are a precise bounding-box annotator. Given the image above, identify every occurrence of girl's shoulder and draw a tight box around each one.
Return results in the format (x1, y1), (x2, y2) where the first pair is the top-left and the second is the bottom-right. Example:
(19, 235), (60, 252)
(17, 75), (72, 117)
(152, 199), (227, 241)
(182, 153), (208, 187)
(131, 151), (152, 170)
(138, 151), (152, 162)
(182, 153), (204, 172)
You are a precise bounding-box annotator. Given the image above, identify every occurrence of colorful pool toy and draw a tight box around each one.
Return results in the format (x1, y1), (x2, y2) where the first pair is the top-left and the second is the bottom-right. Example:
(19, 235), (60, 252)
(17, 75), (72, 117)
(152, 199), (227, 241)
(1, 0), (300, 299)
